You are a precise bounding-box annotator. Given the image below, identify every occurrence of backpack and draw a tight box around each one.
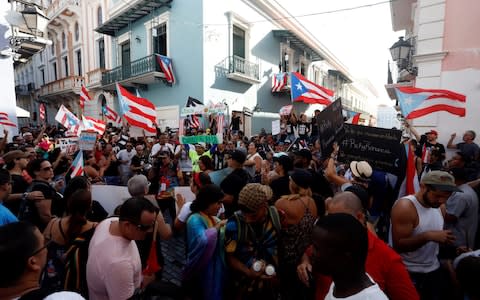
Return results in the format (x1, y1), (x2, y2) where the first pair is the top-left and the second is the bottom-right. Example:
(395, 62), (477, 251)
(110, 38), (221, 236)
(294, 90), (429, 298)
(63, 226), (96, 298)
(17, 181), (51, 223)
(233, 206), (281, 245)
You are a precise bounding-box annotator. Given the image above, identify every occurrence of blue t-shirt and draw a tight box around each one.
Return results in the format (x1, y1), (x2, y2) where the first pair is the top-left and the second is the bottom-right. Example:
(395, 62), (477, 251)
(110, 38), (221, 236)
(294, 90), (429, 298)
(0, 203), (18, 226)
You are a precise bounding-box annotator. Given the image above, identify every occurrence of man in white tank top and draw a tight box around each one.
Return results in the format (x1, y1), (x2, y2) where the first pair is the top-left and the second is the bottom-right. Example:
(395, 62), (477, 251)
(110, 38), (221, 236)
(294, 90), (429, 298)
(390, 170), (461, 299)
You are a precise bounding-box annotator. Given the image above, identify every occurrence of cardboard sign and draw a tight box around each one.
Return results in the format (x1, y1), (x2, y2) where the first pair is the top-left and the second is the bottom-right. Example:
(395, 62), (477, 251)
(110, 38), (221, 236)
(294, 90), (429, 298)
(338, 124), (403, 174)
(56, 138), (78, 155)
(272, 120), (281, 135)
(78, 131), (97, 151)
(317, 99), (344, 156)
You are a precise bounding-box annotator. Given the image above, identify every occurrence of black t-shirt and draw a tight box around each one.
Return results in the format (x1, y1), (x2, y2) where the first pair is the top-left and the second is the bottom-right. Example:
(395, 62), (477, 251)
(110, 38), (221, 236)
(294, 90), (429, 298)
(131, 154), (149, 174)
(311, 117), (319, 136)
(5, 174), (29, 215)
(419, 135), (446, 159)
(31, 180), (64, 222)
(297, 122), (310, 137)
(269, 175), (290, 202)
(220, 168), (249, 216)
(308, 168), (333, 198)
(103, 159), (120, 176)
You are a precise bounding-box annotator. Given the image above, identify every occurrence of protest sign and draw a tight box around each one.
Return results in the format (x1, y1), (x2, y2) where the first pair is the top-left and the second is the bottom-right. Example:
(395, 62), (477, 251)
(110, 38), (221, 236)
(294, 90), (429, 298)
(180, 135), (220, 144)
(78, 131), (97, 151)
(272, 120), (281, 135)
(317, 99), (344, 156)
(91, 185), (131, 216)
(56, 138), (78, 155)
(338, 124), (403, 174)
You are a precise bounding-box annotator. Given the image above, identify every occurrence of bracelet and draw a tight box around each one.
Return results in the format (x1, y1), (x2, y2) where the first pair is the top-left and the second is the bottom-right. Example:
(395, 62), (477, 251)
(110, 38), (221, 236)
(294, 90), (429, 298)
(22, 192), (28, 200)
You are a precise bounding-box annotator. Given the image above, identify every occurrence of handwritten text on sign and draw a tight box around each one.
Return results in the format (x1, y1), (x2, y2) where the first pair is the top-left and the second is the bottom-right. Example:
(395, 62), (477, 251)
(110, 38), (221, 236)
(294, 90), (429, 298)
(339, 124), (402, 174)
(317, 99), (344, 156)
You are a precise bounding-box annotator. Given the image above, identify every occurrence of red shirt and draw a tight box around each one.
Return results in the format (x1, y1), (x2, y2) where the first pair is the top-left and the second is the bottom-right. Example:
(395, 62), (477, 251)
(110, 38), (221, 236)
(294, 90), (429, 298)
(309, 230), (419, 300)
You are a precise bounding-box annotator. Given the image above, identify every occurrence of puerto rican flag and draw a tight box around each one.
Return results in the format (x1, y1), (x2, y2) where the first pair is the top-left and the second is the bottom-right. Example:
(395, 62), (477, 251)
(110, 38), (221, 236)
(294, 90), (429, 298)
(55, 105), (81, 136)
(82, 115), (106, 135)
(0, 112), (17, 127)
(79, 85), (91, 110)
(103, 105), (122, 124)
(116, 83), (157, 134)
(272, 72), (288, 92)
(70, 151), (84, 178)
(395, 87), (466, 119)
(156, 54), (175, 84)
(398, 143), (420, 198)
(39, 103), (46, 121)
(290, 72), (334, 105)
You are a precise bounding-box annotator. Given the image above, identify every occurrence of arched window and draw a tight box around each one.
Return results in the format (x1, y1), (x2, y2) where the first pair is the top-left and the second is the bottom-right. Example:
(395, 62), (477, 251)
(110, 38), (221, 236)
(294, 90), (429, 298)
(51, 40), (55, 55)
(97, 6), (103, 26)
(62, 32), (66, 49)
(74, 22), (80, 41)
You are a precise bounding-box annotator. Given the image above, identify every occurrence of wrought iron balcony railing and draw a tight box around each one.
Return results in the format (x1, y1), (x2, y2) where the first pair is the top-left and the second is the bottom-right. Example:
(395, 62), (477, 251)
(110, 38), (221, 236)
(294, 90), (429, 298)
(227, 55), (260, 81)
(101, 54), (162, 86)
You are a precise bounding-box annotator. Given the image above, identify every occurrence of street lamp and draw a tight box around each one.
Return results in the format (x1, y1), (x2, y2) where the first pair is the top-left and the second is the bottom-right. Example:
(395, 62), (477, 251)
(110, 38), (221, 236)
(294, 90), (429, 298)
(21, 5), (50, 36)
(389, 37), (412, 65)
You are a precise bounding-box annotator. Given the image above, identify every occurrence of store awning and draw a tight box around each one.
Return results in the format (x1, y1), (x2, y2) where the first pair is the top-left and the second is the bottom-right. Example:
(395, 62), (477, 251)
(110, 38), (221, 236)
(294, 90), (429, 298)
(273, 30), (323, 61)
(95, 0), (173, 36)
(16, 106), (30, 118)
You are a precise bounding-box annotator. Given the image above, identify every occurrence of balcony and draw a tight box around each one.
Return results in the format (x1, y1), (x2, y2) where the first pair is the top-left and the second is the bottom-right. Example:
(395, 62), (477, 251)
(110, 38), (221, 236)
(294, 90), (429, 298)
(86, 68), (105, 88)
(101, 54), (166, 89)
(38, 76), (84, 98)
(46, 0), (80, 21)
(224, 56), (261, 84)
(15, 83), (35, 96)
(96, 0), (173, 36)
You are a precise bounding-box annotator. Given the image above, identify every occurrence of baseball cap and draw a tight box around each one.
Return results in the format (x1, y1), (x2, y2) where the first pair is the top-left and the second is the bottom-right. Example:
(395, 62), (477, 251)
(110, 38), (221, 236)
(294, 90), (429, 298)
(289, 168), (312, 189)
(22, 132), (32, 137)
(350, 161), (373, 179)
(294, 148), (312, 161)
(425, 130), (438, 136)
(421, 170), (461, 192)
(3, 150), (29, 164)
(230, 150), (246, 164)
(238, 183), (272, 212)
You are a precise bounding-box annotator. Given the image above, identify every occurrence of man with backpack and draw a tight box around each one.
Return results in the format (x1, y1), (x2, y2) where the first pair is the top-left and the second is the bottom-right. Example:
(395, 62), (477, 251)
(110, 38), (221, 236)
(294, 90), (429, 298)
(224, 183), (282, 300)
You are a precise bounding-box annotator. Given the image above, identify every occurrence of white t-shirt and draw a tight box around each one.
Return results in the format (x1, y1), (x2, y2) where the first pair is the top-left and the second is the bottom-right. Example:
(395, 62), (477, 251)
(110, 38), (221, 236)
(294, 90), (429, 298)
(87, 218), (142, 300)
(177, 202), (225, 223)
(151, 143), (174, 157)
(325, 275), (388, 300)
(116, 149), (137, 173)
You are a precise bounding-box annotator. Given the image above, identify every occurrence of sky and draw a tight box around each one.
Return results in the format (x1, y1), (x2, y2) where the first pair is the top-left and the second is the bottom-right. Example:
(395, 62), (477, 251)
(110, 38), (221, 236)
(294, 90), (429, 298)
(275, 0), (403, 105)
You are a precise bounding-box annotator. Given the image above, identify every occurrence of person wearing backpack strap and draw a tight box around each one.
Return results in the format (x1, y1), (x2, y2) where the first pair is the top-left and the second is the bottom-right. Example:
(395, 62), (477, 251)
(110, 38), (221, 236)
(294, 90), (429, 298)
(225, 183), (282, 300)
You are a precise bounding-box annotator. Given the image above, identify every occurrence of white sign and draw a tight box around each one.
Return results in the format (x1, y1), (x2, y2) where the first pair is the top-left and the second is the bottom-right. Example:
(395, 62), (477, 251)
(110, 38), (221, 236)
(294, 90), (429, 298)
(180, 105), (227, 116)
(56, 138), (78, 155)
(272, 120), (281, 135)
(91, 185), (131, 216)
(78, 131), (97, 151)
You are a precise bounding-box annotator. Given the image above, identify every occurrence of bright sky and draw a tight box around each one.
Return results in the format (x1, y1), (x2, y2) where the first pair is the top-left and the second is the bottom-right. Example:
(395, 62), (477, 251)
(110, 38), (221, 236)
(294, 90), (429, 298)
(275, 0), (403, 106)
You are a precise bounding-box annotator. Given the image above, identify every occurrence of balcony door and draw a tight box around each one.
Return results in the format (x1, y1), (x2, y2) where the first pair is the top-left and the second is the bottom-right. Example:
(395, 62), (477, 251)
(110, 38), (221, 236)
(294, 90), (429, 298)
(121, 42), (131, 79)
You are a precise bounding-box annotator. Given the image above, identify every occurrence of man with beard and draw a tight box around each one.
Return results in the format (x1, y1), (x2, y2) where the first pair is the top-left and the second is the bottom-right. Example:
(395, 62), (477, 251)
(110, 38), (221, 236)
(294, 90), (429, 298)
(390, 170), (460, 299)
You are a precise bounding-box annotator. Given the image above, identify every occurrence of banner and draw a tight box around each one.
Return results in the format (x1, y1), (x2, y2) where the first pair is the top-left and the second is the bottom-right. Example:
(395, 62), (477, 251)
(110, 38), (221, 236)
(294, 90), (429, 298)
(180, 135), (220, 144)
(78, 131), (97, 151)
(272, 120), (281, 135)
(338, 124), (403, 174)
(279, 105), (293, 116)
(56, 138), (78, 155)
(180, 105), (226, 116)
(317, 99), (344, 156)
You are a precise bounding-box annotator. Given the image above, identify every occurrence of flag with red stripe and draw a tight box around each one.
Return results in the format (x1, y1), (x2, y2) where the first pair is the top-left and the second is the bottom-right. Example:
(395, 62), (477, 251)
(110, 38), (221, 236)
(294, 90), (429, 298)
(79, 85), (91, 110)
(290, 72), (334, 105)
(155, 54), (175, 84)
(103, 105), (122, 124)
(82, 115), (106, 135)
(55, 105), (81, 136)
(0, 112), (17, 127)
(272, 72), (288, 92)
(39, 103), (46, 121)
(398, 143), (420, 198)
(395, 87), (466, 119)
(70, 151), (84, 178)
(116, 83), (157, 133)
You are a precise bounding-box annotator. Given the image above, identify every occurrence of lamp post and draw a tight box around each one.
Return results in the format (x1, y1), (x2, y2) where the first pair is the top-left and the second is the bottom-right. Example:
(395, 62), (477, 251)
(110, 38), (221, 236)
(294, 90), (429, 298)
(21, 5), (49, 37)
(389, 37), (412, 69)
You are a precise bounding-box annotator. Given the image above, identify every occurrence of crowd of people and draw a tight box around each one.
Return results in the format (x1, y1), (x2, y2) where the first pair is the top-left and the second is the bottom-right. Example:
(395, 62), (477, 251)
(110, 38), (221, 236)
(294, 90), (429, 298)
(0, 114), (479, 300)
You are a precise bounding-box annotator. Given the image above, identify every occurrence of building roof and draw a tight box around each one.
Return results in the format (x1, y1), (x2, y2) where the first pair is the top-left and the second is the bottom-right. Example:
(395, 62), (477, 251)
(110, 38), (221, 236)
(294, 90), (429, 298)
(272, 30), (323, 61)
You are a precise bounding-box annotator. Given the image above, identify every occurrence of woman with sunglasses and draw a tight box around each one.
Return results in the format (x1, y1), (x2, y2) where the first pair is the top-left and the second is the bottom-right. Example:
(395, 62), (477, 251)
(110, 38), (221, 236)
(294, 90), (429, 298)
(182, 184), (227, 300)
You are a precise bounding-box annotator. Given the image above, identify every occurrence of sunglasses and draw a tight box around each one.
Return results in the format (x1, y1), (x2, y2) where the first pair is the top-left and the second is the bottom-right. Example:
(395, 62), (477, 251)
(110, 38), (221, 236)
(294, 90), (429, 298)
(123, 218), (155, 232)
(31, 239), (52, 257)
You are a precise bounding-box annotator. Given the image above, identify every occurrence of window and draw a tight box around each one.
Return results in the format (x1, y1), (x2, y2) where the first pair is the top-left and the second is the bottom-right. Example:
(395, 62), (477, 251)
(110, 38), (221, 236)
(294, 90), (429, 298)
(52, 62), (57, 81)
(74, 22), (80, 41)
(152, 23), (167, 56)
(39, 50), (43, 62)
(50, 40), (55, 55)
(97, 6), (103, 26)
(40, 69), (45, 85)
(76, 50), (82, 75)
(232, 25), (245, 58)
(300, 62), (306, 76)
(62, 32), (66, 49)
(98, 39), (105, 69)
(63, 56), (68, 77)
